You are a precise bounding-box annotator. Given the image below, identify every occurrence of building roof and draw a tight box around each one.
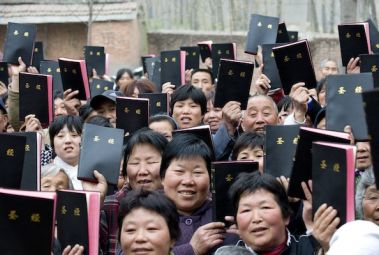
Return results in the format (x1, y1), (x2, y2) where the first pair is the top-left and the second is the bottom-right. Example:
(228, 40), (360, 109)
(0, 2), (137, 24)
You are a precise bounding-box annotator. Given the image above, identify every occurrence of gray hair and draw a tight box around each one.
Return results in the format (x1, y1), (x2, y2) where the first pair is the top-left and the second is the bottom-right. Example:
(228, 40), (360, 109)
(215, 245), (254, 255)
(41, 163), (74, 190)
(246, 94), (278, 115)
(319, 58), (337, 69)
(355, 168), (376, 219)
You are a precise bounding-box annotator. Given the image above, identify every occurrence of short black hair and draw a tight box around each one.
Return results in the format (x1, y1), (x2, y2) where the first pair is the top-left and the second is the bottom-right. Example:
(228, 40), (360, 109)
(49, 115), (83, 150)
(231, 132), (265, 160)
(79, 102), (95, 122)
(316, 78), (327, 96)
(277, 96), (293, 113)
(229, 172), (292, 220)
(160, 133), (212, 179)
(115, 68), (134, 83)
(86, 115), (112, 128)
(169, 85), (207, 115)
(191, 68), (214, 83)
(148, 114), (178, 130)
(118, 190), (180, 242)
(122, 128), (168, 176)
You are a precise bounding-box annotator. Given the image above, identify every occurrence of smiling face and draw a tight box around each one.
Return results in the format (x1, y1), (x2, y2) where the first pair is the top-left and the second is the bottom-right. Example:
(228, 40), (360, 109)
(53, 125), (81, 166)
(172, 98), (203, 129)
(236, 189), (289, 252)
(120, 208), (173, 255)
(203, 100), (222, 134)
(356, 142), (372, 170)
(127, 143), (163, 191)
(96, 100), (116, 127)
(241, 96), (278, 133)
(362, 184), (379, 226)
(162, 157), (210, 216)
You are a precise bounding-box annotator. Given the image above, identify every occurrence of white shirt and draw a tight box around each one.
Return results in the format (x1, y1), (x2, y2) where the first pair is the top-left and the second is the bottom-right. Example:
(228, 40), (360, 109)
(53, 157), (83, 190)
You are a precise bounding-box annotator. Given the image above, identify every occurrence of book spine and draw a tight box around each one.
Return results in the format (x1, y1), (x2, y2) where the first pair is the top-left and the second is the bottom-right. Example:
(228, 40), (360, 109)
(88, 193), (100, 255)
(180, 50), (186, 85)
(346, 150), (355, 222)
(80, 61), (91, 100)
(47, 75), (53, 124)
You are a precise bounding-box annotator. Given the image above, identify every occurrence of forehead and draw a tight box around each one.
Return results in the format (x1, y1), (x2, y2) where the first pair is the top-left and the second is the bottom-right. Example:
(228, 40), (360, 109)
(246, 96), (276, 110)
(130, 143), (160, 156)
(365, 184), (379, 194)
(174, 98), (197, 104)
(239, 189), (277, 205)
(324, 61), (337, 68)
(192, 71), (212, 81)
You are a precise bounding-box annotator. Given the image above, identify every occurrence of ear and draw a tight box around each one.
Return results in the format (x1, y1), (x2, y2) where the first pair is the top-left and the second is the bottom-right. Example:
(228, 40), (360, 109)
(284, 216), (290, 226)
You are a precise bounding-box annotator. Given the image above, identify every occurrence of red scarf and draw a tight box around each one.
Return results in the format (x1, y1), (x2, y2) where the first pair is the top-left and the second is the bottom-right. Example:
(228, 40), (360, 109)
(261, 240), (287, 255)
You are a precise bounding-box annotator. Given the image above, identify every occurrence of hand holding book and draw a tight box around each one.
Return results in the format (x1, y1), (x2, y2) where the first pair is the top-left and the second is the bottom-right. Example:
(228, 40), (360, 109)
(82, 170), (108, 207)
(346, 57), (360, 74)
(63, 89), (81, 116)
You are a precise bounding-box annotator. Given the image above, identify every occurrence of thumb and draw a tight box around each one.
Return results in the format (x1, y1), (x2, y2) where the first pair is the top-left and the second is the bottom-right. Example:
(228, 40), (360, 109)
(93, 170), (107, 184)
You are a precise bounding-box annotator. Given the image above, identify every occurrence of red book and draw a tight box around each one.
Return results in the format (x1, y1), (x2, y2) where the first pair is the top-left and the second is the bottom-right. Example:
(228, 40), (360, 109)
(58, 58), (90, 100)
(19, 72), (53, 128)
(312, 142), (356, 224)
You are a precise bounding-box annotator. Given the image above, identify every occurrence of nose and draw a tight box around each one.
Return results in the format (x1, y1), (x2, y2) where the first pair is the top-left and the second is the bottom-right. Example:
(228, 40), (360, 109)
(255, 112), (265, 124)
(181, 173), (195, 186)
(251, 209), (262, 223)
(135, 228), (147, 243)
(63, 133), (73, 143)
(182, 105), (191, 114)
(137, 162), (149, 175)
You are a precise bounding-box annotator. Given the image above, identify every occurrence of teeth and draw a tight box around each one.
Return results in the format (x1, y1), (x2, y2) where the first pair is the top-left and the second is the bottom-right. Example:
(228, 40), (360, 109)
(179, 191), (195, 195)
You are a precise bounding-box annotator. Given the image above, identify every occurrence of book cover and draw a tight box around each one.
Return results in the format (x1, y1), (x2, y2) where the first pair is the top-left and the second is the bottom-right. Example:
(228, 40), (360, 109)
(90, 78), (114, 98)
(362, 88), (379, 188)
(326, 73), (373, 140)
(141, 54), (156, 74)
(211, 161), (259, 222)
(78, 123), (124, 185)
(2, 22), (37, 65)
(214, 59), (254, 109)
(197, 41), (213, 62)
(56, 190), (100, 255)
(360, 53), (379, 88)
(0, 188), (56, 255)
(273, 39), (317, 94)
(172, 125), (215, 159)
(245, 14), (279, 54)
(288, 127), (350, 199)
(160, 50), (186, 87)
(13, 132), (42, 191)
(0, 134), (26, 189)
(366, 19), (379, 54)
(276, 22), (290, 43)
(211, 43), (236, 78)
(32, 41), (44, 71)
(262, 43), (285, 90)
(138, 93), (169, 116)
(116, 97), (149, 137)
(180, 46), (200, 70)
(145, 56), (161, 88)
(19, 72), (53, 128)
(0, 62), (9, 86)
(312, 142), (356, 225)
(338, 23), (371, 66)
(288, 31), (299, 42)
(264, 125), (300, 178)
(40, 60), (64, 94)
(83, 46), (106, 76)
(58, 58), (90, 100)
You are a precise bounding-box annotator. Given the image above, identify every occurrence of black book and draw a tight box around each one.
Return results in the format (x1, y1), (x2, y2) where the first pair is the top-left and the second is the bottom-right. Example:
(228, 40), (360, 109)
(90, 78), (114, 98)
(180, 46), (200, 70)
(116, 97), (149, 137)
(32, 41), (44, 71)
(338, 23), (371, 66)
(211, 43), (236, 77)
(145, 57), (161, 88)
(151, 60), (162, 92)
(312, 142), (356, 225)
(214, 59), (254, 109)
(58, 58), (90, 100)
(212, 161), (259, 222)
(276, 22), (290, 43)
(262, 43), (285, 90)
(0, 134), (26, 189)
(56, 190), (100, 255)
(288, 127), (350, 199)
(366, 19), (379, 54)
(360, 53), (379, 88)
(13, 132), (42, 191)
(0, 188), (56, 255)
(362, 88), (379, 188)
(160, 50), (186, 87)
(172, 125), (215, 159)
(0, 62), (9, 86)
(264, 125), (300, 178)
(326, 73), (373, 140)
(78, 123), (124, 185)
(2, 22), (37, 65)
(141, 55), (156, 74)
(84, 46), (106, 76)
(198, 41), (212, 62)
(19, 72), (53, 128)
(40, 60), (64, 94)
(138, 93), (169, 116)
(245, 14), (279, 54)
(273, 39), (317, 95)
(288, 31), (299, 42)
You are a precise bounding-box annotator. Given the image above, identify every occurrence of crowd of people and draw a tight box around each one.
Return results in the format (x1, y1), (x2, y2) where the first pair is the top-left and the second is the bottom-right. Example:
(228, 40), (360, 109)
(1, 17), (379, 255)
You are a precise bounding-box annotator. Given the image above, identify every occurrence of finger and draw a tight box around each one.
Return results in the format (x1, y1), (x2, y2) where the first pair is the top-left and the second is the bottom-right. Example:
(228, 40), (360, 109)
(65, 90), (80, 100)
(347, 58), (354, 69)
(93, 170), (107, 184)
(200, 222), (225, 230)
(301, 181), (312, 202)
(314, 203), (328, 220)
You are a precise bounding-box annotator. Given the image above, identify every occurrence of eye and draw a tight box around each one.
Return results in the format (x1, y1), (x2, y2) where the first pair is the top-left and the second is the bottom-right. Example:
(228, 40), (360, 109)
(125, 228), (136, 233)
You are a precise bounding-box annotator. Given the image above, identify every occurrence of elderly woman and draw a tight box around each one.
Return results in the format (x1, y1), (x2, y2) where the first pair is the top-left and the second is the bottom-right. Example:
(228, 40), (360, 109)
(117, 190), (180, 255)
(160, 133), (239, 255)
(219, 172), (340, 254)
(356, 169), (379, 225)
(41, 164), (73, 191)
